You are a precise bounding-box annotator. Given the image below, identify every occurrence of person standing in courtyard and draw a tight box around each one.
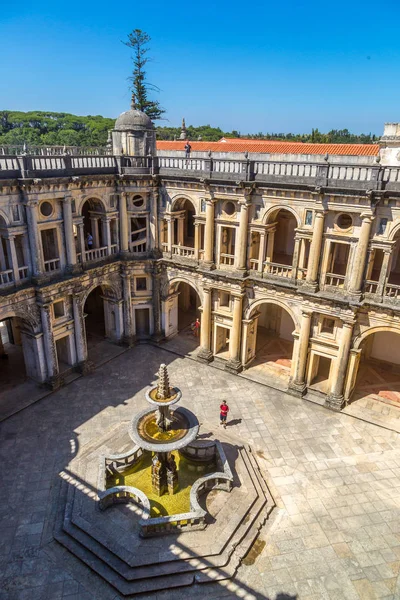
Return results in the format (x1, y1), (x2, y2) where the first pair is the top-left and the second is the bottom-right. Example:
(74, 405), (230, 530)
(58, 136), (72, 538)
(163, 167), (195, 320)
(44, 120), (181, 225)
(220, 400), (229, 428)
(193, 317), (200, 337)
(86, 232), (93, 250)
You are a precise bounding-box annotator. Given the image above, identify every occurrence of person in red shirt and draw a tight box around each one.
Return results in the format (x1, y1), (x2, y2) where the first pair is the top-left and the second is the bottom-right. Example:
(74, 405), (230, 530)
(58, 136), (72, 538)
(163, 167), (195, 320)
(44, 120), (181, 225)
(220, 400), (229, 428)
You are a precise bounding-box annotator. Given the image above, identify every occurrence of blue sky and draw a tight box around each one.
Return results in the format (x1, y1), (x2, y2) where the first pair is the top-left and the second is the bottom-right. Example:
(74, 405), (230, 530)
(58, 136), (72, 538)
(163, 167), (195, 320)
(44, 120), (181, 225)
(2, 0), (400, 134)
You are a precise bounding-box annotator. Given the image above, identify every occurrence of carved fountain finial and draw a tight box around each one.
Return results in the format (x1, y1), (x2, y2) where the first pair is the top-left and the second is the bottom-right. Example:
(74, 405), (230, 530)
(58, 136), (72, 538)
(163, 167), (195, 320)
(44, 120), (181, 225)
(156, 363), (170, 400)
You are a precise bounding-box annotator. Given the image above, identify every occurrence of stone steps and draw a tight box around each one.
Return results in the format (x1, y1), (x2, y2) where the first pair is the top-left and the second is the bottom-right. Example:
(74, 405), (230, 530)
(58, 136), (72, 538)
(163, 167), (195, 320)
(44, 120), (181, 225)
(54, 445), (274, 595)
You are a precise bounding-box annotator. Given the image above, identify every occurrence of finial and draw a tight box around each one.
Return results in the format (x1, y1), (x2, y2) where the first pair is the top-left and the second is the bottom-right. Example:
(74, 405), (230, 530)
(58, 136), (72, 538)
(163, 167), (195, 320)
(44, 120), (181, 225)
(156, 364), (170, 400)
(131, 92), (136, 110)
(179, 118), (187, 140)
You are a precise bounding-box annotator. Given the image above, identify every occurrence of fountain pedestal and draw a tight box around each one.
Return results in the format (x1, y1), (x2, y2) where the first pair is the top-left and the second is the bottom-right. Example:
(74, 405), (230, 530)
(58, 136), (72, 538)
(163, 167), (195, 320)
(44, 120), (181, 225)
(151, 453), (168, 496)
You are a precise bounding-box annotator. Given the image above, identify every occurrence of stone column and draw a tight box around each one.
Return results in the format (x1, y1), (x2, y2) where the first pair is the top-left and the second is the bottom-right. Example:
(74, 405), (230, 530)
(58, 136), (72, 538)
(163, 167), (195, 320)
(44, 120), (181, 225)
(152, 270), (163, 341)
(326, 321), (354, 411)
(265, 228), (275, 262)
(72, 294), (91, 373)
(25, 200), (44, 277)
(289, 310), (312, 395)
(62, 196), (77, 270)
(291, 234), (301, 280)
(227, 294), (243, 372)
(0, 237), (7, 271)
(0, 334), (7, 357)
(203, 199), (215, 268)
(102, 217), (112, 255)
(376, 249), (391, 297)
(114, 218), (119, 252)
(167, 217), (173, 254)
(177, 215), (185, 245)
(40, 304), (60, 387)
(90, 217), (100, 248)
(198, 287), (213, 362)
(305, 210), (325, 288)
(194, 222), (200, 259)
(5, 235), (19, 282)
(258, 231), (267, 273)
(77, 221), (86, 263)
(119, 194), (129, 254)
(236, 201), (250, 272)
(348, 214), (374, 296)
(122, 272), (134, 345)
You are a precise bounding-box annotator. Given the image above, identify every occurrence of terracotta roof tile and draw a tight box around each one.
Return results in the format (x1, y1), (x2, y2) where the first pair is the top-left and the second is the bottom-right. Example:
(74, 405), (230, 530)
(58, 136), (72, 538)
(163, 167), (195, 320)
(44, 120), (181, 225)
(156, 140), (379, 157)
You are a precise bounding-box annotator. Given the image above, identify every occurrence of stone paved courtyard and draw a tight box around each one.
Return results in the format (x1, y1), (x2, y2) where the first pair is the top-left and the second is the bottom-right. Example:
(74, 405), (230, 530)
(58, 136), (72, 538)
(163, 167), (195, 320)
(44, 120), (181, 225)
(1, 344), (400, 600)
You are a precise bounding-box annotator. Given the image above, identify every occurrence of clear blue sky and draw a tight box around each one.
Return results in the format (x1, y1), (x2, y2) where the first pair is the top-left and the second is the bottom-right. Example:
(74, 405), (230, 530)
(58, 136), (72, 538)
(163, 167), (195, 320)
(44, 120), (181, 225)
(2, 0), (400, 134)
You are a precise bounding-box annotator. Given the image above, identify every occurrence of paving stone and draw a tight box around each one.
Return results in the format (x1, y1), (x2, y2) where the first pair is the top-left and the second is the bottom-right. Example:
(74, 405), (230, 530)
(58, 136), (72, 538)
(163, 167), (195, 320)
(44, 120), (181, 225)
(1, 345), (400, 599)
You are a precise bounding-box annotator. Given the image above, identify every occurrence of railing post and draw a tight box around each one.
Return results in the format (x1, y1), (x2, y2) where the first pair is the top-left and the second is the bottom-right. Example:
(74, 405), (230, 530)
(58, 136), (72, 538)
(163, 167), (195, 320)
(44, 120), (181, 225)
(316, 163), (329, 187)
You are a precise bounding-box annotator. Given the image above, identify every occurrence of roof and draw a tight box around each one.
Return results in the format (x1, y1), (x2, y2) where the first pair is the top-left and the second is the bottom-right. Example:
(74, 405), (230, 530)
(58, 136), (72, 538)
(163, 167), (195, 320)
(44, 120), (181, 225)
(156, 140), (379, 157)
(115, 109), (154, 131)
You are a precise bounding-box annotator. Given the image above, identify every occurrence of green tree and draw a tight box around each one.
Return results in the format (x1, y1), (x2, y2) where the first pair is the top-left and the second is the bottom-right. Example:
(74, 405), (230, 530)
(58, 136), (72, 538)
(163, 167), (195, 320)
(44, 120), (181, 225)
(123, 29), (165, 121)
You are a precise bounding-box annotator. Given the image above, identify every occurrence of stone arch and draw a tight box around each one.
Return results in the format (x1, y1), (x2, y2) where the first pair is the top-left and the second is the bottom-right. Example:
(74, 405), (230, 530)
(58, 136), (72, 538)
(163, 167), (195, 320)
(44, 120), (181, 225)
(0, 209), (10, 228)
(80, 280), (120, 307)
(242, 297), (298, 383)
(245, 297), (300, 332)
(0, 309), (46, 385)
(78, 196), (107, 216)
(164, 275), (204, 304)
(262, 205), (301, 227)
(388, 220), (400, 241)
(0, 309), (35, 333)
(170, 194), (198, 215)
(346, 324), (400, 404)
(353, 324), (400, 350)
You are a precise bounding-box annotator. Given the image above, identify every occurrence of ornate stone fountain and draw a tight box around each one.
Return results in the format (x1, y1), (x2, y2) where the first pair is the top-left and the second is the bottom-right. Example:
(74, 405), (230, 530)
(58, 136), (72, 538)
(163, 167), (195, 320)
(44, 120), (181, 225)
(128, 363), (199, 496)
(54, 362), (274, 595)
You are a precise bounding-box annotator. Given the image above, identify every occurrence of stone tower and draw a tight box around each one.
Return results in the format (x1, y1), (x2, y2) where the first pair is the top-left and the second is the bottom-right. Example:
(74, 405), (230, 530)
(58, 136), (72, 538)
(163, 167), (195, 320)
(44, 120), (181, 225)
(112, 94), (156, 156)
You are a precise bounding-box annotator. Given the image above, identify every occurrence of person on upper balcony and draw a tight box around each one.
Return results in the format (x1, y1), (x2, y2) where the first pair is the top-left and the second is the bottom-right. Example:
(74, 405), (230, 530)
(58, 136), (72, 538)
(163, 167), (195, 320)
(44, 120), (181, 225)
(184, 141), (192, 159)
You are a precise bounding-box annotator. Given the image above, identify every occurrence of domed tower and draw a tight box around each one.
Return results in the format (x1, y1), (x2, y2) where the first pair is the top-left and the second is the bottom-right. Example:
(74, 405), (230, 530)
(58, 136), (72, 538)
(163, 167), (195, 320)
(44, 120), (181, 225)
(112, 95), (156, 156)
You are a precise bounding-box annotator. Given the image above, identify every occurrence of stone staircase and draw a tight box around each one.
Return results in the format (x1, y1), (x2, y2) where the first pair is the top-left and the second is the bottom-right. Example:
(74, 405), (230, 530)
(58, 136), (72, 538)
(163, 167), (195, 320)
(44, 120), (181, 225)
(50, 428), (275, 597)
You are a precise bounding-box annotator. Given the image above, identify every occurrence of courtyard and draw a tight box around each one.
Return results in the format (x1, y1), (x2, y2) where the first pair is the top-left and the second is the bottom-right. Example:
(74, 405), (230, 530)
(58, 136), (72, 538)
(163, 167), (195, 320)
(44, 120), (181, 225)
(1, 344), (400, 600)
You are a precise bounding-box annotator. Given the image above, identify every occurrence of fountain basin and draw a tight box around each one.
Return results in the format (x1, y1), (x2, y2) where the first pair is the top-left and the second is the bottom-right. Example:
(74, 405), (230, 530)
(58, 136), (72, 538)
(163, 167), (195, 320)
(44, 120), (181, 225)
(129, 406), (199, 452)
(145, 385), (181, 406)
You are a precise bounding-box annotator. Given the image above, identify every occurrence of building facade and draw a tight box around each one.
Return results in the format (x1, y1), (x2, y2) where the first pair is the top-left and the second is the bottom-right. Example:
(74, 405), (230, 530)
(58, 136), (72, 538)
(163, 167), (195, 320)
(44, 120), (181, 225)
(2, 108), (400, 411)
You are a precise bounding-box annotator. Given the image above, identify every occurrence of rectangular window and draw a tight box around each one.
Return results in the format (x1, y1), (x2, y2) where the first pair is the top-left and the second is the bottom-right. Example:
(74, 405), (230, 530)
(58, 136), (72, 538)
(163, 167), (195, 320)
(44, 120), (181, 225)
(71, 199), (76, 213)
(12, 205), (21, 222)
(41, 228), (59, 260)
(201, 199), (206, 213)
(136, 277), (147, 291)
(219, 291), (230, 307)
(305, 210), (313, 226)
(377, 218), (388, 236)
(53, 300), (65, 319)
(321, 318), (335, 334)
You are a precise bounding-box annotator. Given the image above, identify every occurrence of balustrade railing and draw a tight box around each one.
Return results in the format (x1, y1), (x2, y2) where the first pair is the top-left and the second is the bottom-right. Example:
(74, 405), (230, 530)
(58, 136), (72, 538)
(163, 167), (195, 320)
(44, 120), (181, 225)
(130, 240), (147, 253)
(297, 266), (308, 280)
(110, 244), (118, 255)
(384, 283), (400, 299)
(0, 269), (13, 285)
(2, 147), (400, 190)
(18, 266), (29, 279)
(324, 273), (346, 287)
(249, 258), (260, 271)
(158, 156), (205, 171)
(44, 258), (60, 272)
(264, 261), (292, 277)
(365, 280), (379, 294)
(172, 244), (196, 258)
(219, 253), (235, 266)
(84, 246), (108, 261)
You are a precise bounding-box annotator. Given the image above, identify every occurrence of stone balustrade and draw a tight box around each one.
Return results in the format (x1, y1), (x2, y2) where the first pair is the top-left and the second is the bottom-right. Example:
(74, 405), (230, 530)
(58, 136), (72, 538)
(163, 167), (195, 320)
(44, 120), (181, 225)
(2, 149), (400, 192)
